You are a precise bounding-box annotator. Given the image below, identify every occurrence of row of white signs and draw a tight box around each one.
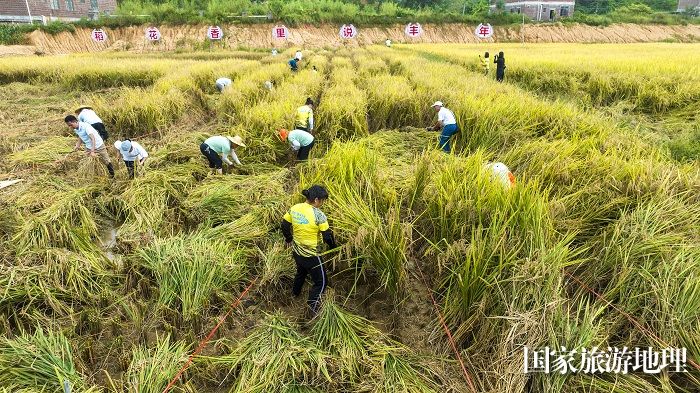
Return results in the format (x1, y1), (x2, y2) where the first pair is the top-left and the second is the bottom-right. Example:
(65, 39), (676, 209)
(90, 23), (494, 43)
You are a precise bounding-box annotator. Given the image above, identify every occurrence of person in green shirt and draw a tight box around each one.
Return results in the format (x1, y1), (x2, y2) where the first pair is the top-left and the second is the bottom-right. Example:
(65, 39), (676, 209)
(277, 128), (315, 161)
(199, 135), (246, 175)
(281, 185), (337, 314)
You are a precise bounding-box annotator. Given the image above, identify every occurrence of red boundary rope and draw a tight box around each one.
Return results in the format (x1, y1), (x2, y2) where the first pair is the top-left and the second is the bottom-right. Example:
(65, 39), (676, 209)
(415, 266), (478, 393)
(162, 278), (257, 393)
(564, 271), (700, 373)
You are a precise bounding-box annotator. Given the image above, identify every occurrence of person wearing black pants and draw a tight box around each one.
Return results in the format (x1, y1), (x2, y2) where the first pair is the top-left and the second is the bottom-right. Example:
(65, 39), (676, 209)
(200, 142), (223, 169)
(76, 105), (109, 141)
(494, 51), (506, 82)
(278, 128), (315, 161)
(281, 185), (336, 314)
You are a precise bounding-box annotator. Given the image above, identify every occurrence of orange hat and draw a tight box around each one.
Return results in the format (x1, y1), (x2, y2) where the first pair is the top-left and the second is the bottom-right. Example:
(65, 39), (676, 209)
(278, 128), (289, 141)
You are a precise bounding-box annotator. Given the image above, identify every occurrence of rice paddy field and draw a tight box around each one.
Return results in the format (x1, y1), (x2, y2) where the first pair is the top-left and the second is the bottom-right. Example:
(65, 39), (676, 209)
(0, 42), (699, 392)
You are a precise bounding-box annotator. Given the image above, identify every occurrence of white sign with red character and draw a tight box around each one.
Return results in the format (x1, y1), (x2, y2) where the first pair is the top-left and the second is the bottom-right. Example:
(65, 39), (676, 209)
(91, 29), (107, 43)
(405, 23), (423, 38)
(339, 24), (358, 39)
(273, 25), (289, 40)
(145, 27), (161, 41)
(207, 26), (223, 40)
(475, 23), (494, 39)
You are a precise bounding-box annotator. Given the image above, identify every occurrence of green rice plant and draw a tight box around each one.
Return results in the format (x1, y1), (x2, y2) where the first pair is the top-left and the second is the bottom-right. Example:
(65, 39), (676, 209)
(137, 232), (248, 322)
(202, 211), (274, 245)
(123, 334), (189, 393)
(0, 328), (86, 391)
(182, 167), (290, 227)
(258, 239), (296, 287)
(312, 300), (393, 382)
(203, 314), (332, 392)
(92, 86), (190, 137)
(363, 351), (440, 393)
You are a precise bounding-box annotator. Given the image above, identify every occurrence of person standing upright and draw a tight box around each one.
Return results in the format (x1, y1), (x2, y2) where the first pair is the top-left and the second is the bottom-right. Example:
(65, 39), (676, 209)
(494, 51), (506, 82)
(480, 52), (490, 76)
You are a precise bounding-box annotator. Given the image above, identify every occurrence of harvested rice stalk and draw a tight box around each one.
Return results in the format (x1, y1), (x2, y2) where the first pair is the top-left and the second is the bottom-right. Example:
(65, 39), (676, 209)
(203, 314), (332, 393)
(124, 334), (190, 393)
(137, 232), (248, 322)
(0, 328), (87, 391)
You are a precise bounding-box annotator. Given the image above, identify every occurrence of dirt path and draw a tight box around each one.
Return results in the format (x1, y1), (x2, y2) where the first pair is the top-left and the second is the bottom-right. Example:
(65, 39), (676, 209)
(1, 23), (697, 55)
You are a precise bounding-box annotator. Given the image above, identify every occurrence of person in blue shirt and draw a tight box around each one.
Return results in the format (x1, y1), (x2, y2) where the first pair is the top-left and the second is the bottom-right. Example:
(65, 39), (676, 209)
(289, 56), (300, 72)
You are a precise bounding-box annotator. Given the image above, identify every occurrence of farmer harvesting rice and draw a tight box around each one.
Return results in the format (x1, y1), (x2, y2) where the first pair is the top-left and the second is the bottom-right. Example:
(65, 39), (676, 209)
(64, 115), (114, 178)
(289, 56), (301, 72)
(295, 49), (303, 61)
(385, 39), (392, 47)
(487, 162), (516, 189)
(281, 185), (337, 315)
(278, 128), (315, 161)
(426, 101), (459, 153)
(113, 139), (148, 179)
(215, 77), (232, 93)
(75, 105), (108, 141)
(200, 135), (245, 175)
(295, 98), (315, 133)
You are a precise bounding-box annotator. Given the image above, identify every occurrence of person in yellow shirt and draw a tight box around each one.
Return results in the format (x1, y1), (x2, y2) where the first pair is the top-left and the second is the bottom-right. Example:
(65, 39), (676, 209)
(479, 52), (490, 76)
(294, 98), (315, 133)
(281, 185), (336, 314)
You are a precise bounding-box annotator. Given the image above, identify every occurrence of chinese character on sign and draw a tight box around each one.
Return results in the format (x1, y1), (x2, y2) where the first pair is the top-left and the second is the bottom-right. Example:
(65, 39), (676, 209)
(339, 24), (357, 39)
(145, 27), (161, 41)
(91, 29), (106, 43)
(405, 22), (422, 38)
(523, 347), (687, 374)
(273, 25), (289, 39)
(207, 26), (223, 40)
(474, 23), (493, 39)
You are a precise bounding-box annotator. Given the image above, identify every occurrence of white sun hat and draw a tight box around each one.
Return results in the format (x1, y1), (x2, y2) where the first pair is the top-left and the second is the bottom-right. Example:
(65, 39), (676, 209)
(431, 101), (443, 107)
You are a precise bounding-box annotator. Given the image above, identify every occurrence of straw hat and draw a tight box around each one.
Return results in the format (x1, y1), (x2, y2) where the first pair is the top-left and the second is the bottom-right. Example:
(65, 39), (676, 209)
(226, 135), (246, 147)
(75, 105), (92, 113)
(431, 101), (443, 108)
(278, 128), (289, 141)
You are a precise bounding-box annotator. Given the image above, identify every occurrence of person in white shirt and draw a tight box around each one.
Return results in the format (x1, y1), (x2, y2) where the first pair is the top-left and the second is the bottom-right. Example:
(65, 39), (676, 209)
(215, 77), (232, 93)
(277, 128), (315, 161)
(295, 50), (303, 61)
(113, 139), (148, 179)
(272, 49), (278, 56)
(486, 162), (516, 189)
(75, 105), (108, 141)
(64, 114), (114, 178)
(427, 101), (459, 153)
(385, 39), (392, 47)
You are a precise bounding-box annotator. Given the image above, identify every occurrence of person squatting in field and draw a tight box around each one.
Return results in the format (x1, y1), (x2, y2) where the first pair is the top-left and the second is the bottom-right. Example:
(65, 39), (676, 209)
(113, 139), (148, 179)
(215, 77), (232, 93)
(65, 115), (115, 178)
(295, 98), (315, 133)
(75, 105), (109, 141)
(427, 101), (459, 153)
(199, 135), (245, 175)
(278, 128), (315, 161)
(281, 185), (337, 315)
(289, 56), (301, 72)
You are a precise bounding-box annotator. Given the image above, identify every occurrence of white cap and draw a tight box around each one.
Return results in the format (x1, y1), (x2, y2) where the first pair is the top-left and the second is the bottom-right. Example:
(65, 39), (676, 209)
(432, 101), (443, 107)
